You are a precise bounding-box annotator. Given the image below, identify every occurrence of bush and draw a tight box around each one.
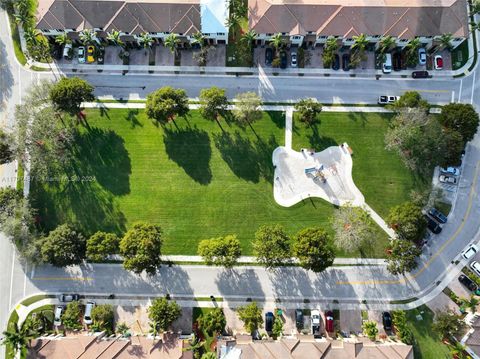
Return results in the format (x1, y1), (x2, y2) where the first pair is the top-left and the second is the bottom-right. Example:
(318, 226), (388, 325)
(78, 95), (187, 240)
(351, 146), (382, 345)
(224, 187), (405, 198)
(91, 304), (114, 334)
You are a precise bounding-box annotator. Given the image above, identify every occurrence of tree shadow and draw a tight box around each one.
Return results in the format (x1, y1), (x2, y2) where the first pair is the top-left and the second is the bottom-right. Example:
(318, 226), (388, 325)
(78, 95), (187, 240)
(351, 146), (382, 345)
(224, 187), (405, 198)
(254, 134), (278, 184)
(346, 112), (369, 127)
(163, 125), (212, 185)
(308, 124), (338, 150)
(73, 128), (132, 196)
(124, 109), (142, 128)
(0, 38), (14, 108)
(269, 111), (286, 129)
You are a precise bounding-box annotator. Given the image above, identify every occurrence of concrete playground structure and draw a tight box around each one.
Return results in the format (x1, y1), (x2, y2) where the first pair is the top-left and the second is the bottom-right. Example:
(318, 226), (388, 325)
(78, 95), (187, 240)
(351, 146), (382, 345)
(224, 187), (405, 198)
(272, 144), (365, 207)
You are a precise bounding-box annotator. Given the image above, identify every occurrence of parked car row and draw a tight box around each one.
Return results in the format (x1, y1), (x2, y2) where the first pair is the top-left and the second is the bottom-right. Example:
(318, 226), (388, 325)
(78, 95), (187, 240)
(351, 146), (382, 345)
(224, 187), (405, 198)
(54, 294), (95, 327)
(458, 243), (480, 294)
(63, 44), (105, 64)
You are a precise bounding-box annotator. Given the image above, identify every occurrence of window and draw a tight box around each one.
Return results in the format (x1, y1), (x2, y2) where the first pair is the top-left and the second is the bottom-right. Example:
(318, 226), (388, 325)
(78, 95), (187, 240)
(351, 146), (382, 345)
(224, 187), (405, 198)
(281, 32), (287, 35)
(454, 37), (463, 41)
(217, 32), (225, 36)
(292, 36), (301, 39)
(55, 29), (62, 32)
(345, 38), (353, 42)
(266, 33), (273, 36)
(318, 35), (327, 39)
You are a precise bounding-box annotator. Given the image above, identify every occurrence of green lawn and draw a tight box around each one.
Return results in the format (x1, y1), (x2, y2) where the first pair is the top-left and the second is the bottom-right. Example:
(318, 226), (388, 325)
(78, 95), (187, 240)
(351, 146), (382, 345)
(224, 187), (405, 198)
(452, 40), (469, 71)
(405, 305), (451, 359)
(293, 112), (428, 218)
(31, 110), (421, 257)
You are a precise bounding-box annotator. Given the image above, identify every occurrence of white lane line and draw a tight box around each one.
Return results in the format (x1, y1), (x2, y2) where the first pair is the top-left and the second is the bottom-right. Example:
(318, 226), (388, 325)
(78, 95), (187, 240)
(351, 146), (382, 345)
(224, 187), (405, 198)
(471, 70), (476, 105)
(8, 249), (15, 308)
(23, 262), (28, 298)
(18, 66), (21, 105)
(451, 90), (455, 103)
(30, 265), (36, 279)
(458, 79), (463, 103)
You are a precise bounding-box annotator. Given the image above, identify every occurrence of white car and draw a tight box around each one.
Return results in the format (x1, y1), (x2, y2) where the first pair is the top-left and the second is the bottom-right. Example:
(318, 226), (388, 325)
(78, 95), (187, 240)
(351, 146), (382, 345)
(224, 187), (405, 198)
(291, 52), (297, 68)
(84, 301), (95, 325)
(440, 167), (460, 176)
(462, 244), (479, 260)
(78, 46), (86, 64)
(311, 309), (321, 336)
(471, 261), (480, 276)
(378, 95), (400, 105)
(54, 305), (64, 326)
(439, 175), (458, 184)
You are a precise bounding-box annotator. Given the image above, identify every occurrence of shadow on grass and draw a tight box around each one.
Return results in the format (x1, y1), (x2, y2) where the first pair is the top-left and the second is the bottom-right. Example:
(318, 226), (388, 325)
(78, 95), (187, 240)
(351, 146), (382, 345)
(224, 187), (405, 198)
(307, 124), (338, 150)
(124, 109), (143, 128)
(163, 125), (212, 185)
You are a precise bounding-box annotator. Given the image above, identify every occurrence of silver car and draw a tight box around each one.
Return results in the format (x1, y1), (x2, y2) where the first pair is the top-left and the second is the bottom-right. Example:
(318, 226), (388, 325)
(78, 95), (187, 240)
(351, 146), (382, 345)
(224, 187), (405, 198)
(418, 47), (426, 65)
(78, 46), (86, 64)
(291, 52), (297, 68)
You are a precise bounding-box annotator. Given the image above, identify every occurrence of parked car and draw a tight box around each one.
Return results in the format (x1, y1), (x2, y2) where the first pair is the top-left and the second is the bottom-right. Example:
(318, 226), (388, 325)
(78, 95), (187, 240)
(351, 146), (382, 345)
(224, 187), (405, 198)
(63, 43), (73, 60)
(87, 45), (95, 63)
(471, 261), (480, 276)
(459, 274), (478, 292)
(427, 208), (447, 224)
(265, 312), (274, 332)
(462, 244), (479, 260)
(418, 47), (427, 65)
(54, 306), (64, 326)
(291, 51), (297, 68)
(382, 53), (392, 73)
(378, 95), (399, 105)
(440, 167), (460, 176)
(97, 46), (105, 65)
(78, 46), (86, 63)
(425, 215), (442, 234)
(434, 55), (443, 70)
(311, 310), (321, 337)
(325, 311), (334, 333)
(280, 51), (287, 69)
(84, 301), (95, 325)
(382, 312), (392, 331)
(392, 52), (402, 71)
(60, 294), (80, 302)
(265, 48), (273, 66)
(342, 53), (350, 71)
(295, 309), (304, 329)
(439, 175), (458, 184)
(412, 70), (429, 79)
(332, 54), (340, 70)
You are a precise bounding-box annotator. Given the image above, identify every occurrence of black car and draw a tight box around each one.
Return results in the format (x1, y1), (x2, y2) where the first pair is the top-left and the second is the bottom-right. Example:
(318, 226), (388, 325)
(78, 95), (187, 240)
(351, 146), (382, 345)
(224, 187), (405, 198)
(295, 309), (304, 329)
(279, 51), (287, 69)
(425, 215), (442, 234)
(60, 294), (80, 302)
(332, 54), (340, 70)
(382, 312), (392, 331)
(459, 274), (478, 292)
(97, 46), (105, 65)
(265, 48), (273, 66)
(342, 54), (350, 71)
(392, 52), (402, 71)
(412, 70), (430, 79)
(265, 312), (274, 332)
(428, 208), (448, 224)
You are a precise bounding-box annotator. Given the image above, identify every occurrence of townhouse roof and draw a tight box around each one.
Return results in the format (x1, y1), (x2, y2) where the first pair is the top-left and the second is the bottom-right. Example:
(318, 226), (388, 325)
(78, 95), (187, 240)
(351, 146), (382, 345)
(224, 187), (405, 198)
(248, 0), (468, 38)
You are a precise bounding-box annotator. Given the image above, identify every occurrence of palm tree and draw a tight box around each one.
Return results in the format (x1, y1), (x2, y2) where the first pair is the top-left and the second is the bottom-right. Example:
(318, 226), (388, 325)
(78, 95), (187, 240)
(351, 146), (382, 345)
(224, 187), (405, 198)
(350, 33), (369, 67)
(164, 33), (179, 55)
(378, 35), (395, 54)
(191, 31), (205, 48)
(270, 33), (284, 51)
(55, 33), (70, 46)
(463, 295), (479, 313)
(438, 33), (453, 51)
(225, 13), (240, 40)
(471, 21), (480, 33)
(23, 29), (40, 45)
(138, 32), (154, 53)
(79, 29), (97, 45)
(13, 12), (28, 25)
(448, 341), (469, 359)
(241, 29), (257, 49)
(107, 30), (124, 47)
(473, 0), (480, 15)
(1, 323), (33, 356)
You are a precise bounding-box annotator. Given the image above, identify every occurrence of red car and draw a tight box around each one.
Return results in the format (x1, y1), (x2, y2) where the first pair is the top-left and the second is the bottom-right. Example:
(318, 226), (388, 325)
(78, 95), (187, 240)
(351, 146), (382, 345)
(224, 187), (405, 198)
(434, 55), (443, 70)
(325, 311), (334, 332)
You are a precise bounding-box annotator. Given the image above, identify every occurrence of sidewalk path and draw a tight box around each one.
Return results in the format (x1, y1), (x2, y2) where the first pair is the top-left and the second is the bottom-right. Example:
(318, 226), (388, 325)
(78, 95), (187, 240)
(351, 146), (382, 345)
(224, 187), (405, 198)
(285, 108), (293, 149)
(363, 204), (396, 238)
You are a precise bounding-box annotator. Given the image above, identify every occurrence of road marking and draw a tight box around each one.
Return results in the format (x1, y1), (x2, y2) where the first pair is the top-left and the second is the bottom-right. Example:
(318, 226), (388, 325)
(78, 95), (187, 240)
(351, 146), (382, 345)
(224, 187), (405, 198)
(415, 89), (451, 93)
(30, 265), (35, 278)
(23, 262), (27, 298)
(451, 91), (455, 103)
(459, 79), (463, 103)
(471, 70), (476, 105)
(32, 276), (93, 281)
(337, 161), (480, 286)
(8, 249), (15, 308)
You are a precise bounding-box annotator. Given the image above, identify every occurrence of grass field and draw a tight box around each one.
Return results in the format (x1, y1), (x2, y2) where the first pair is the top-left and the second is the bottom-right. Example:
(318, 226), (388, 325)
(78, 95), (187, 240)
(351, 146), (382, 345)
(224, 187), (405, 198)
(31, 109), (423, 257)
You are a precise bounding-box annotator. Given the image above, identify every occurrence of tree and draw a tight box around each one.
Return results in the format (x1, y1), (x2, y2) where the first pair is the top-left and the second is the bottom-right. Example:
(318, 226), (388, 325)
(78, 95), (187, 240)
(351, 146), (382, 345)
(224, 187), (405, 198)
(164, 33), (180, 54)
(253, 224), (291, 269)
(148, 298), (181, 332)
(438, 33), (453, 51)
(1, 323), (33, 355)
(86, 231), (120, 261)
(241, 30), (257, 50)
(322, 38), (339, 68)
(448, 341), (469, 359)
(225, 13), (240, 40)
(272, 316), (283, 338)
(294, 98), (322, 125)
(237, 302), (263, 334)
(199, 87), (229, 124)
(23, 28), (39, 46)
(197, 235), (241, 268)
(40, 224), (86, 267)
(432, 310), (464, 339)
(116, 322), (130, 336)
(350, 33), (369, 68)
(62, 301), (82, 330)
(107, 30), (124, 47)
(462, 295), (479, 313)
(293, 227), (335, 273)
(191, 32), (205, 48)
(392, 311), (414, 345)
(233, 92), (262, 128)
(138, 32), (154, 52)
(270, 33), (284, 51)
(362, 320), (378, 341)
(404, 38), (421, 67)
(378, 36), (396, 54)
(386, 239), (421, 275)
(79, 29), (97, 45)
(440, 103), (480, 143)
(49, 77), (95, 116)
(0, 130), (13, 164)
(119, 222), (163, 275)
(473, 0), (480, 15)
(386, 201), (427, 242)
(201, 353), (217, 359)
(331, 205), (376, 253)
(393, 91), (430, 111)
(0, 188), (21, 219)
(55, 33), (70, 46)
(145, 86), (189, 124)
(198, 308), (226, 335)
(441, 129), (464, 167)
(91, 304), (114, 333)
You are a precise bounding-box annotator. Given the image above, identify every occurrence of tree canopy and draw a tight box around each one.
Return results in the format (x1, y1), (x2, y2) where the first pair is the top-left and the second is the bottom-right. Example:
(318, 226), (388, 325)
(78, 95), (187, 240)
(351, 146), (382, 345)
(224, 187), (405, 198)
(253, 224), (291, 269)
(294, 98), (322, 125)
(40, 224), (86, 267)
(393, 91), (430, 111)
(237, 302), (263, 334)
(120, 222), (163, 275)
(362, 320), (378, 341)
(233, 92), (263, 127)
(198, 308), (226, 335)
(386, 201), (426, 242)
(91, 304), (115, 334)
(197, 235), (241, 268)
(49, 77), (95, 115)
(293, 227), (335, 272)
(145, 87), (189, 124)
(432, 310), (464, 339)
(0, 130), (14, 164)
(386, 239), (421, 275)
(61, 301), (82, 330)
(199, 87), (228, 122)
(86, 231), (120, 262)
(440, 103), (479, 143)
(148, 298), (182, 332)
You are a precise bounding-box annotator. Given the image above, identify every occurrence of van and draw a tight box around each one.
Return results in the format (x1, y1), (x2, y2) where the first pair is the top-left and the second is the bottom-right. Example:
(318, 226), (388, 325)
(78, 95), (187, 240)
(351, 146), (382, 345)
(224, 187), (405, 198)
(63, 43), (73, 60)
(84, 301), (95, 325)
(54, 306), (64, 326)
(382, 53), (392, 73)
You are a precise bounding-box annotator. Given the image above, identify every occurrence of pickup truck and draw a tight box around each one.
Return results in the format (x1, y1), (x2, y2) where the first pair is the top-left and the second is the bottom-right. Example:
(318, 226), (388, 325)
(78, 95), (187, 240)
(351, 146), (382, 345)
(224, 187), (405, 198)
(378, 95), (399, 105)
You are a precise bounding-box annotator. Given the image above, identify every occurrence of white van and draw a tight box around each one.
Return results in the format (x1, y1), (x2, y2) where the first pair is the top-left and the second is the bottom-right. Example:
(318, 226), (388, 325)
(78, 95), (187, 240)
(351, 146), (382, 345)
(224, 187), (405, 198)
(54, 306), (64, 326)
(84, 301), (95, 325)
(382, 53), (392, 73)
